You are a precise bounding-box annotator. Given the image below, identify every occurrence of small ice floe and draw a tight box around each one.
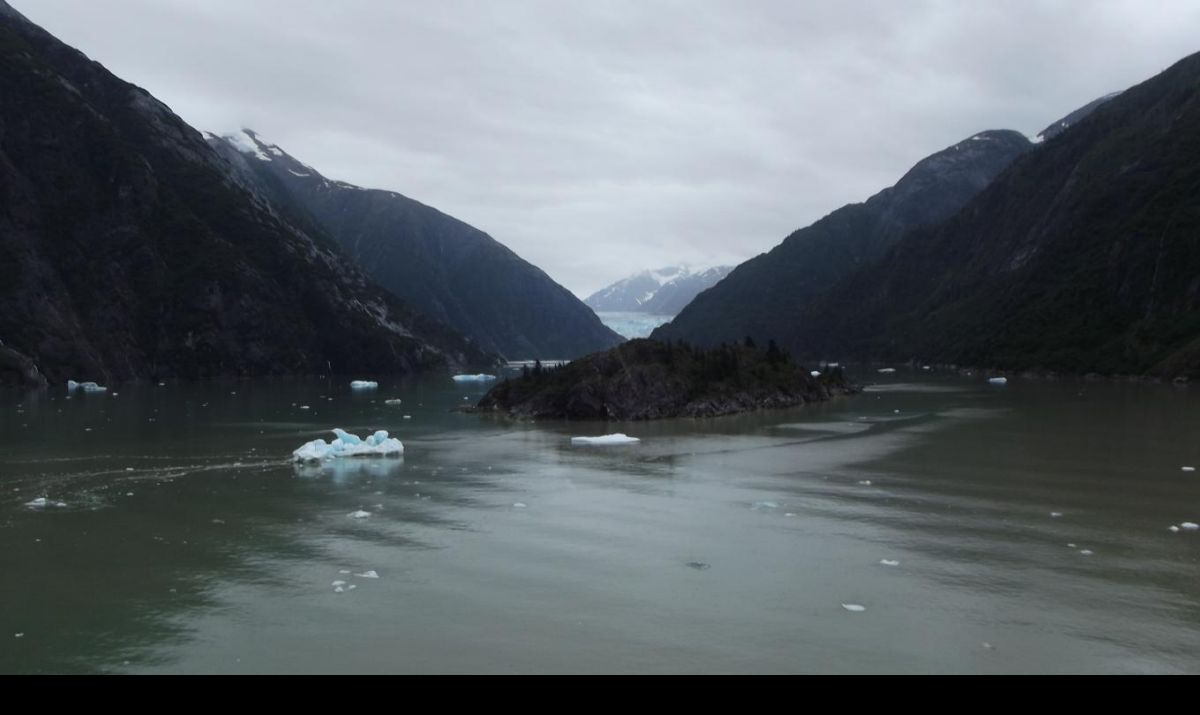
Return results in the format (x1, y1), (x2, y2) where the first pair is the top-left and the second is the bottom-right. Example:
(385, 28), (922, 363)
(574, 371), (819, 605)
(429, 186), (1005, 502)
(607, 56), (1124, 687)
(810, 371), (821, 378)
(339, 570), (351, 575)
(1181, 522), (1199, 531)
(452, 374), (497, 383)
(988, 377), (1009, 386)
(1183, 466), (1196, 472)
(513, 502), (528, 509)
(385, 399), (403, 406)
(570, 434), (640, 446)
(877, 368), (897, 374)
(356, 571), (379, 579)
(841, 603), (867, 613)
(858, 480), (873, 486)
(403, 415), (413, 420)
(67, 381), (108, 394)
(348, 510), (372, 519)
(350, 380), (379, 390)
(1050, 512), (1063, 518)
(299, 405), (311, 411)
(752, 501), (779, 510)
(24, 497), (48, 509)
(293, 429), (404, 462)
(880, 559), (900, 567)
(1169, 526), (1181, 533)
(1079, 549), (1094, 556)
(331, 580), (347, 588)
(685, 562), (711, 571)
(1067, 543), (1077, 549)
(334, 586), (346, 594)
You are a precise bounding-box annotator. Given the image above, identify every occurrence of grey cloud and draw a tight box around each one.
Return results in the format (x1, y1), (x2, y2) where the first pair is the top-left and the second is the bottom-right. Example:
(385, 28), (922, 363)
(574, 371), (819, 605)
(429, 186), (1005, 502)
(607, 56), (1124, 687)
(21, 0), (1200, 295)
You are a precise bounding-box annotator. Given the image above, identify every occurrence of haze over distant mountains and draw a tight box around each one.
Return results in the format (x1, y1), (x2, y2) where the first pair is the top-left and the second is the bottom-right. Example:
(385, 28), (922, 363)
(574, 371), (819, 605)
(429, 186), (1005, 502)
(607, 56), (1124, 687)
(585, 265), (732, 315)
(207, 130), (622, 361)
(657, 55), (1200, 378)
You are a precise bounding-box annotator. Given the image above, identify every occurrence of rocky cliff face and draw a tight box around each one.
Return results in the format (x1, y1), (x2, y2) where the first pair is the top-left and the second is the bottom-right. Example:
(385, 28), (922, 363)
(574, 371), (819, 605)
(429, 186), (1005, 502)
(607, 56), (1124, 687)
(0, 7), (494, 386)
(207, 130), (624, 361)
(653, 130), (1034, 348)
(472, 339), (854, 421)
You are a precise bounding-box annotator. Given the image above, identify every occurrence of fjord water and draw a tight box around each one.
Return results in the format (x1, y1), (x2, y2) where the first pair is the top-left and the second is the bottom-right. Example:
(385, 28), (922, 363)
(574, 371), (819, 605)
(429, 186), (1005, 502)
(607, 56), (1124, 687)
(1, 374), (1198, 674)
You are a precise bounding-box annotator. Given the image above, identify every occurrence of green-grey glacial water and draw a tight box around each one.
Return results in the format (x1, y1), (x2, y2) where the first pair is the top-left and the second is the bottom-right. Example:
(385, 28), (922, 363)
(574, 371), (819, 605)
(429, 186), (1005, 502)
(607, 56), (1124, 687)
(1, 372), (1198, 674)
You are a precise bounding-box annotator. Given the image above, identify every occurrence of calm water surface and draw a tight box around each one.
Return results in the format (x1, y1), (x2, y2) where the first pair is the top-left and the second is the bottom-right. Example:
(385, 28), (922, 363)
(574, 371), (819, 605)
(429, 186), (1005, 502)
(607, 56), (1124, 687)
(1, 372), (1198, 674)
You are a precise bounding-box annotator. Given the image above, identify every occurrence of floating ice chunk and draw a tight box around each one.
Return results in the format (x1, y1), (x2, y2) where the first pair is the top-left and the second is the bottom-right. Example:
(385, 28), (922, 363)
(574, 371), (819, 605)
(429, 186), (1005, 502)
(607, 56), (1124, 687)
(841, 603), (867, 613)
(348, 510), (372, 519)
(334, 586), (345, 593)
(859, 480), (873, 486)
(1079, 549), (1094, 556)
(350, 381), (378, 390)
(403, 415), (412, 420)
(331, 580), (347, 588)
(293, 429), (404, 462)
(347, 584), (357, 591)
(66, 381), (108, 393)
(571, 434), (641, 446)
(1050, 512), (1063, 518)
(752, 501), (779, 510)
(513, 502), (528, 509)
(1181, 522), (1199, 531)
(25, 497), (48, 509)
(452, 374), (497, 383)
(1169, 526), (1181, 533)
(385, 399), (403, 406)
(55, 502), (66, 508)
(356, 571), (379, 579)
(1183, 466), (1196, 472)
(988, 377), (1009, 386)
(811, 371), (821, 378)
(880, 559), (900, 567)
(877, 368), (897, 374)
(339, 570), (351, 575)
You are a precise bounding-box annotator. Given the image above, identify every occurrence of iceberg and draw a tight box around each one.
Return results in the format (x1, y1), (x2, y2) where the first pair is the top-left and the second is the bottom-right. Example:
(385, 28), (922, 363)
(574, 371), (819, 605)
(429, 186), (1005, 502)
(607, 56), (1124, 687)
(292, 428), (404, 462)
(570, 434), (641, 446)
(67, 380), (108, 393)
(988, 377), (1009, 386)
(384, 399), (403, 406)
(453, 374), (497, 383)
(1181, 522), (1199, 531)
(1183, 466), (1196, 472)
(810, 371), (821, 378)
(350, 380), (378, 390)
(841, 603), (867, 613)
(877, 368), (897, 374)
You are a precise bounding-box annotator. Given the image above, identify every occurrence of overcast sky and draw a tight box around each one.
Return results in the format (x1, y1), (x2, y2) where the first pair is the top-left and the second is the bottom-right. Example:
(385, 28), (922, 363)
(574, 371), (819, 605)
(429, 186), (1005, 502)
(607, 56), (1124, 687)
(19, 1), (1200, 296)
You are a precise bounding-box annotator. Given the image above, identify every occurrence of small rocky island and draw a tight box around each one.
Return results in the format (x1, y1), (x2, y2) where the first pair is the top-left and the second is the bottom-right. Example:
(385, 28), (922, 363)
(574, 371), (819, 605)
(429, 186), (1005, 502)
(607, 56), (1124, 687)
(470, 339), (855, 420)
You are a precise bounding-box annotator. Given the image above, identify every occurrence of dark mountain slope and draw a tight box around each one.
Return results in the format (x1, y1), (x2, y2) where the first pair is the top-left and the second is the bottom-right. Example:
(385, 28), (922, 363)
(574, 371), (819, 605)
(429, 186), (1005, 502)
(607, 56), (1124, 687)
(208, 131), (624, 361)
(0, 4), (493, 386)
(792, 52), (1200, 378)
(653, 130), (1033, 347)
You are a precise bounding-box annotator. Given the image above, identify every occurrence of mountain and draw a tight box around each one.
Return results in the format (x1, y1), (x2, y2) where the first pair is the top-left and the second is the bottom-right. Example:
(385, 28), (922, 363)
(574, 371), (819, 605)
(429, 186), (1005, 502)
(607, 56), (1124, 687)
(767, 52), (1200, 378)
(0, 3), (494, 387)
(1037, 91), (1122, 142)
(207, 131), (623, 361)
(653, 130), (1034, 347)
(585, 265), (733, 315)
